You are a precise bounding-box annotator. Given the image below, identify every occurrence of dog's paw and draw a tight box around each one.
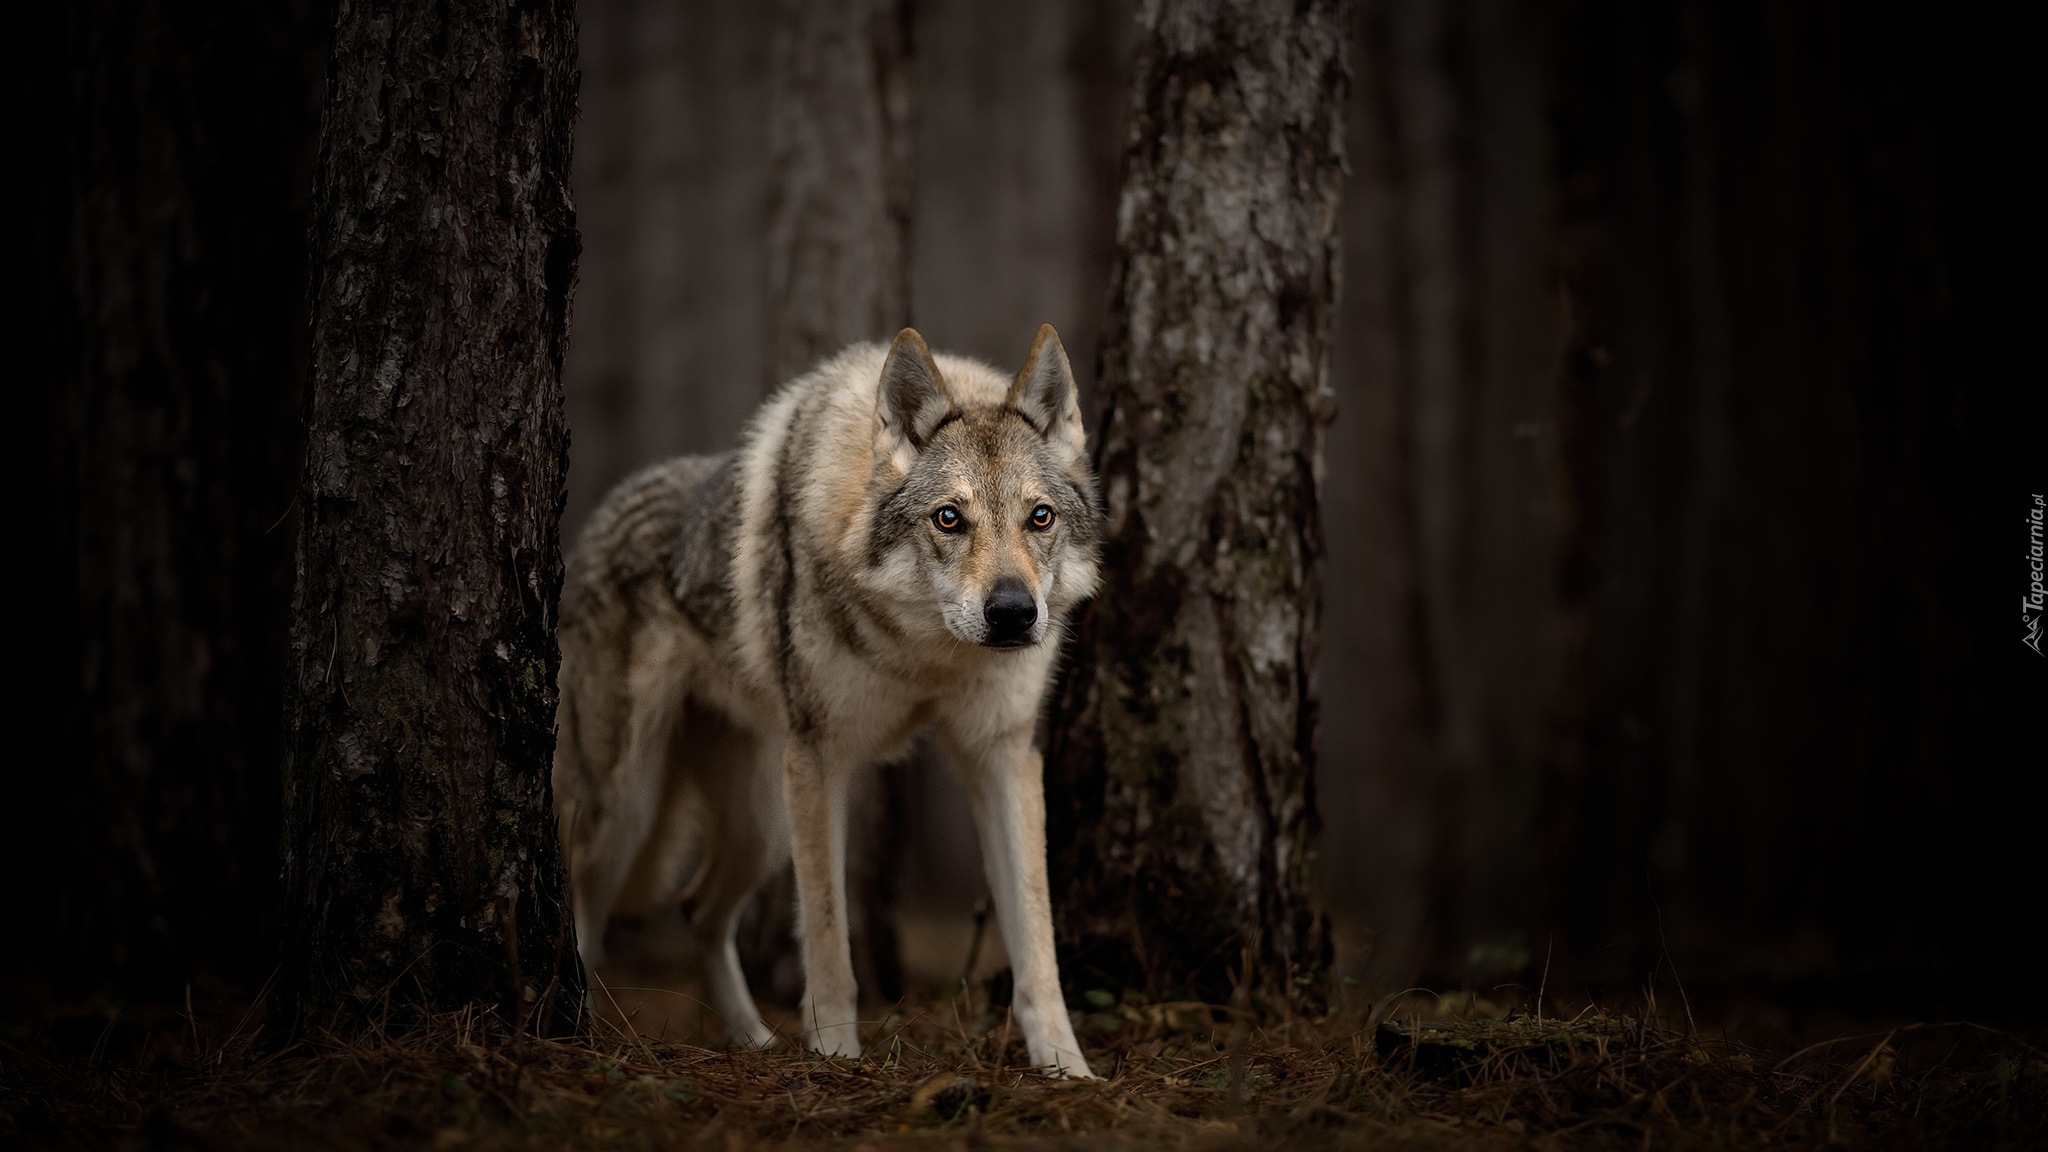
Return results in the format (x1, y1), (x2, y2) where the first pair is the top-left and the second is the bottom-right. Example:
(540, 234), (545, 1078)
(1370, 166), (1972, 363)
(805, 1022), (863, 1059)
(1035, 1051), (1099, 1080)
(729, 1019), (780, 1049)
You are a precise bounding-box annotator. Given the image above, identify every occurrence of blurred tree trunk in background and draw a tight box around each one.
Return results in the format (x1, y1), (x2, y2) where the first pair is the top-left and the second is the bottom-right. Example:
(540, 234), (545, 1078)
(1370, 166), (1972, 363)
(1520, 0), (2041, 996)
(1318, 0), (1556, 989)
(1318, 0), (2043, 1003)
(908, 0), (1132, 424)
(763, 0), (914, 386)
(275, 0), (582, 1036)
(5, 0), (328, 1000)
(1045, 0), (1349, 1006)
(563, 0), (772, 535)
(740, 0), (917, 1006)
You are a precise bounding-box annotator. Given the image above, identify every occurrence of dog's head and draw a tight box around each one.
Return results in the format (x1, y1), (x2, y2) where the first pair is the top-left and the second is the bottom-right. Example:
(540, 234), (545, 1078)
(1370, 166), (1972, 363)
(866, 325), (1101, 650)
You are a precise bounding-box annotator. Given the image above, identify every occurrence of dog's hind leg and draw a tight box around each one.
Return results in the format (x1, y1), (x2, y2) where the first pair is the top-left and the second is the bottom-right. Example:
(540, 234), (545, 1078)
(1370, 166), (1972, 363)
(569, 628), (690, 971)
(679, 721), (786, 1048)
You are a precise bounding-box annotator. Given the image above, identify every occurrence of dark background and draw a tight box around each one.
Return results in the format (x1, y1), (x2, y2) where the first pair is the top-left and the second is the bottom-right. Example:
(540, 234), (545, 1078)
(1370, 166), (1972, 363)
(8, 0), (2042, 1019)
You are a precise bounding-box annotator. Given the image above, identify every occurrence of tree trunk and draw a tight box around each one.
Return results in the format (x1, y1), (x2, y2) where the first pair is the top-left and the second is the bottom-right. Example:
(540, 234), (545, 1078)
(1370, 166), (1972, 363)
(563, 0), (773, 535)
(1316, 0), (1556, 990)
(1320, 0), (2043, 998)
(6, 0), (326, 998)
(763, 0), (914, 387)
(1531, 0), (1608, 964)
(1044, 0), (1349, 1007)
(276, 0), (582, 1037)
(1516, 0), (2045, 993)
(744, 0), (916, 1006)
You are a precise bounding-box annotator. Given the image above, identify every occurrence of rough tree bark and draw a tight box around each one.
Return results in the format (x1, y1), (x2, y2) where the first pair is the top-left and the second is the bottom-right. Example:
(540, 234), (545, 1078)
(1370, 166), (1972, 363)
(7, 0), (326, 997)
(742, 0), (916, 1006)
(1045, 0), (1348, 1005)
(276, 0), (582, 1036)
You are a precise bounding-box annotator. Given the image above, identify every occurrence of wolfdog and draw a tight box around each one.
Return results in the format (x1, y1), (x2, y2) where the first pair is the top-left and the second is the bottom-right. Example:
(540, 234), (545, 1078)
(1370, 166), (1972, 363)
(553, 326), (1100, 1076)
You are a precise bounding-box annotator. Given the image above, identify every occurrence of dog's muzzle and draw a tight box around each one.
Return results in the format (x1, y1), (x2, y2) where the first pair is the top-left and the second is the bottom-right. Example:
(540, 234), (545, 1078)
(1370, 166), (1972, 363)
(981, 576), (1038, 648)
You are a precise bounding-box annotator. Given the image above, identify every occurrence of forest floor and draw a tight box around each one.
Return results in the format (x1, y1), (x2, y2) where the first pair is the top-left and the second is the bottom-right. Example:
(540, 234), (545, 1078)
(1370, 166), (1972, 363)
(4, 965), (2044, 1152)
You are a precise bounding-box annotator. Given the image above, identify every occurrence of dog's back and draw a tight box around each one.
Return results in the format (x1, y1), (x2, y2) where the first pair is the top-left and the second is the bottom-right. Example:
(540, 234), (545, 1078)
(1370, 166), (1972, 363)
(554, 455), (727, 913)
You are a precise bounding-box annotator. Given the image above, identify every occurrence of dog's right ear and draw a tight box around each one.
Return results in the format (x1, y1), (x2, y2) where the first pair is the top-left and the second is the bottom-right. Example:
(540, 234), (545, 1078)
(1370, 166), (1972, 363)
(877, 328), (955, 451)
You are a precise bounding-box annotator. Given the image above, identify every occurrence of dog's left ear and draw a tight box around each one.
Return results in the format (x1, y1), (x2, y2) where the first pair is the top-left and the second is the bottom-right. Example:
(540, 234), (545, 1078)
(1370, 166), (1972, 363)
(1008, 323), (1084, 452)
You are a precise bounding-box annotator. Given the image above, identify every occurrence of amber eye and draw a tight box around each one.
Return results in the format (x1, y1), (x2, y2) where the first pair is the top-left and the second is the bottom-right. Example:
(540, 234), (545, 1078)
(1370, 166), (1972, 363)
(1029, 504), (1056, 530)
(933, 506), (964, 533)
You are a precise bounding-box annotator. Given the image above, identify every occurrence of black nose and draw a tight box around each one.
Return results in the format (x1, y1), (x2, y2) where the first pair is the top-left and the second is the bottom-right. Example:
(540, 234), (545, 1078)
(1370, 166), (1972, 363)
(982, 577), (1038, 644)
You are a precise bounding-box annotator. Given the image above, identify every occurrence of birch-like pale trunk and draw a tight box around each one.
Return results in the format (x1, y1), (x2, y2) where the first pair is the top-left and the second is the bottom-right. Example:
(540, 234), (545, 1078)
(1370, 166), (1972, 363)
(1045, 0), (1349, 1006)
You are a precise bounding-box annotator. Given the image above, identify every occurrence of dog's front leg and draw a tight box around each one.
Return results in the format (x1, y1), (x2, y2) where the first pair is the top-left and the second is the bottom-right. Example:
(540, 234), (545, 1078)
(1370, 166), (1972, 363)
(780, 736), (861, 1057)
(955, 732), (1097, 1079)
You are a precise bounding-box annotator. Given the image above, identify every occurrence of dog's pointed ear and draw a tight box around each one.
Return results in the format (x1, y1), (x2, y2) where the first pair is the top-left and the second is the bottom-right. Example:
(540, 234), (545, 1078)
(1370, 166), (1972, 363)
(878, 328), (955, 451)
(1007, 323), (1084, 451)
